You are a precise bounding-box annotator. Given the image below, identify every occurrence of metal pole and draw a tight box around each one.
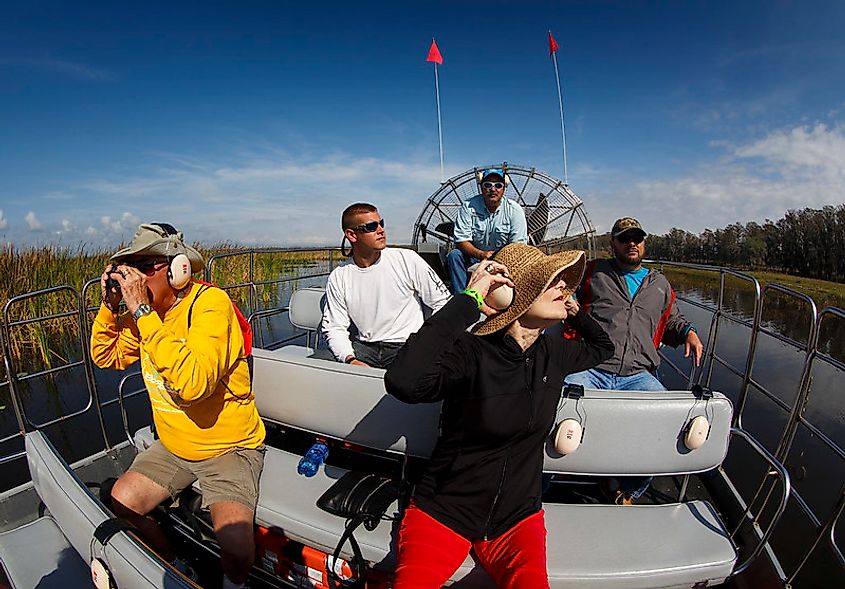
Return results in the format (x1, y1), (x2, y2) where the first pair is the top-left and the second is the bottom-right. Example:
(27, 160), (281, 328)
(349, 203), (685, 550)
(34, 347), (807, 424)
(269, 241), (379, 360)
(552, 50), (568, 186)
(434, 62), (445, 183)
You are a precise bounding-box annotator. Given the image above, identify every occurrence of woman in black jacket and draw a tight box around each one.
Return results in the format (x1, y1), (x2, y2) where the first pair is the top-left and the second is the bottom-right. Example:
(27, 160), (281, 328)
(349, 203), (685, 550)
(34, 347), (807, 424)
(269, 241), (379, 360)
(384, 243), (613, 589)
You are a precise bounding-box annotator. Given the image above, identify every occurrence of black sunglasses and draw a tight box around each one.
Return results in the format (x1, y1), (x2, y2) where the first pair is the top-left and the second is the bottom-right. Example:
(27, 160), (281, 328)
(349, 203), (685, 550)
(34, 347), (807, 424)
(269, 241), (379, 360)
(615, 233), (645, 245)
(126, 257), (169, 272)
(482, 181), (504, 189)
(353, 218), (385, 233)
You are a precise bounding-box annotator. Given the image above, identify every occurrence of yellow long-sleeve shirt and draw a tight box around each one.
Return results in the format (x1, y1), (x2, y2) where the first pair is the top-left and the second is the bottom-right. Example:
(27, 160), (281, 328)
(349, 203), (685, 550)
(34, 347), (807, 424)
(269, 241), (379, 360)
(90, 282), (265, 460)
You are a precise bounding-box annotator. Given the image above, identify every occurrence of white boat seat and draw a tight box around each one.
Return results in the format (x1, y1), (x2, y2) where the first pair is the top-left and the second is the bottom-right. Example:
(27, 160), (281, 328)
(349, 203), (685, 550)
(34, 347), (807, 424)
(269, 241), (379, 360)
(132, 423), (735, 588)
(24, 431), (195, 588)
(276, 286), (335, 359)
(133, 351), (740, 588)
(0, 516), (90, 589)
(288, 287), (326, 331)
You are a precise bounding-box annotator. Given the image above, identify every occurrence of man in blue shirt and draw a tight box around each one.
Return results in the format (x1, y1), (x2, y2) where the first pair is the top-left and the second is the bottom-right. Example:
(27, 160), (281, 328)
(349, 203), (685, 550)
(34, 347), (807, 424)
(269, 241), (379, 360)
(446, 168), (529, 293)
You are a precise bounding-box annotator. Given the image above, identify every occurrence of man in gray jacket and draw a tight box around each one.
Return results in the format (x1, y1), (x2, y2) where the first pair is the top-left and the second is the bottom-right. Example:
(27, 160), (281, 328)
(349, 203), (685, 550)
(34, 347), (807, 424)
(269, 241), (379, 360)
(564, 217), (703, 502)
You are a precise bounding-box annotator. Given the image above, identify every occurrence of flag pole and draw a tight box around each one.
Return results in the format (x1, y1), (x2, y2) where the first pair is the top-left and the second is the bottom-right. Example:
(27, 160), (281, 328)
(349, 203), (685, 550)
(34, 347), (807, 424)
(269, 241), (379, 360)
(549, 31), (568, 185)
(434, 60), (445, 183)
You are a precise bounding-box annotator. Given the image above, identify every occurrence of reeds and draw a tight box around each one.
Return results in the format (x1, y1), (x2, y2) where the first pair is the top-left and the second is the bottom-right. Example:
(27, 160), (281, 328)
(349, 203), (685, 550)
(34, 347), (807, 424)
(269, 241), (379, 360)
(0, 243), (336, 378)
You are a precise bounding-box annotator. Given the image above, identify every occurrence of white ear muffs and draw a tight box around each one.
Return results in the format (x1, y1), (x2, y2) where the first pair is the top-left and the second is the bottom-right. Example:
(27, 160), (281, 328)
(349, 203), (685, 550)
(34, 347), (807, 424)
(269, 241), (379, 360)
(168, 253), (192, 289)
(684, 415), (710, 450)
(91, 558), (115, 589)
(554, 418), (583, 454)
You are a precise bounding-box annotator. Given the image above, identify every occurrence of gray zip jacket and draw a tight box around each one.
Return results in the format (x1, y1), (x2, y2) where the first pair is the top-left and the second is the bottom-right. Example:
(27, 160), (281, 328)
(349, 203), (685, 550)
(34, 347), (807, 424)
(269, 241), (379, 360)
(569, 259), (692, 376)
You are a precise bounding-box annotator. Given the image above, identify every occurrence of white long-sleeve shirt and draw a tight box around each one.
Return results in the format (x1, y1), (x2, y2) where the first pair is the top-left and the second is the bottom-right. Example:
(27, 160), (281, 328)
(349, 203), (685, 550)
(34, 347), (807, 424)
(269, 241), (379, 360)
(321, 247), (452, 362)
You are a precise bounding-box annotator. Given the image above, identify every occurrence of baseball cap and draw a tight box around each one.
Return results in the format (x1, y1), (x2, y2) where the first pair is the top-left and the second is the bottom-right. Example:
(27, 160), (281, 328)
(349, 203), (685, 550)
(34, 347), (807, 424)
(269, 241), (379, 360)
(481, 168), (505, 181)
(611, 217), (647, 239)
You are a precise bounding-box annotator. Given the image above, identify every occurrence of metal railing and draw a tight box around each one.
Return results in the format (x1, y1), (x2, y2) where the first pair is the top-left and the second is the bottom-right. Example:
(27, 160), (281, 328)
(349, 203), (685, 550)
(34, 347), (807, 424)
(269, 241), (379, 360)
(652, 259), (845, 583)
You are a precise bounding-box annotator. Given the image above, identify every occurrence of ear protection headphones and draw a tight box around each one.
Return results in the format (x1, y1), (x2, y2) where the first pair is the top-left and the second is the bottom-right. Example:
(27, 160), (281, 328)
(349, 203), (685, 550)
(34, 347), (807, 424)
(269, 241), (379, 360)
(151, 223), (192, 290)
(682, 385), (713, 451)
(475, 162), (511, 188)
(553, 383), (586, 455)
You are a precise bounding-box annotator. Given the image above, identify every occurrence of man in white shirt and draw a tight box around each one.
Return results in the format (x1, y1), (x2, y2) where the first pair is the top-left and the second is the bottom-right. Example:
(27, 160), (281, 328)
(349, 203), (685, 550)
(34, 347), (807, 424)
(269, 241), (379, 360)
(321, 202), (452, 369)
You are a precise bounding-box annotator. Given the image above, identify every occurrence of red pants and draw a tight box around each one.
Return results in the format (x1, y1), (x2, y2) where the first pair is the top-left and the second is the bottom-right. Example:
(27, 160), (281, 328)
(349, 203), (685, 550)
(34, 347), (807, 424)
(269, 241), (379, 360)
(393, 504), (549, 589)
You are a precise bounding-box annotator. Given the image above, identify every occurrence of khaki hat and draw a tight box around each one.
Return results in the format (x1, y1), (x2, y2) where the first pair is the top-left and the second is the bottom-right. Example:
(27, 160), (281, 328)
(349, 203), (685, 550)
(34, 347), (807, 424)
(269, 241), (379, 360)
(110, 223), (204, 273)
(473, 243), (586, 336)
(611, 217), (647, 239)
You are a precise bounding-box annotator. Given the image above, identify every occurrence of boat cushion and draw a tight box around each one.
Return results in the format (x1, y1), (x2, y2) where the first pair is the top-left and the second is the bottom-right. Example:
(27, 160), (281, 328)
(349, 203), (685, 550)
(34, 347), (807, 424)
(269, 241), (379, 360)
(252, 348), (733, 474)
(132, 427), (736, 588)
(25, 431), (195, 589)
(252, 349), (443, 458)
(0, 516), (90, 589)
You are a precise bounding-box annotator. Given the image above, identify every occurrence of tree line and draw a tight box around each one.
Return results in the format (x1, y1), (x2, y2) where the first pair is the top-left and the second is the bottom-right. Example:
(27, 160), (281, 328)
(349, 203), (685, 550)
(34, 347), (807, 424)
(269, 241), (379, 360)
(644, 205), (845, 283)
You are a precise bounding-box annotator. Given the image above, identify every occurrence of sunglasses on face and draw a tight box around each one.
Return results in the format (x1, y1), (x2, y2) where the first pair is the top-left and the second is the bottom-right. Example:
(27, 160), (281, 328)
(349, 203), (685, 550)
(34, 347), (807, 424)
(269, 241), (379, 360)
(482, 181), (504, 190)
(615, 234), (645, 245)
(126, 258), (169, 273)
(353, 218), (385, 233)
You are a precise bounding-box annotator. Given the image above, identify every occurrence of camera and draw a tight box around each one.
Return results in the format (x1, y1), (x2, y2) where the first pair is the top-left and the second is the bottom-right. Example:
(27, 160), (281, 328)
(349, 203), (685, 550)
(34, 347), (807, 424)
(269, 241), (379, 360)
(105, 264), (122, 292)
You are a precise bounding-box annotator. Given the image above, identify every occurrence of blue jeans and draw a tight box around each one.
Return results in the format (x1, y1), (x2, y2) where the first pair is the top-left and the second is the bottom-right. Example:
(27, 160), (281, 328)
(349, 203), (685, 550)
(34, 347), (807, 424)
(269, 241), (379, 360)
(351, 340), (403, 370)
(446, 249), (480, 295)
(564, 368), (666, 500)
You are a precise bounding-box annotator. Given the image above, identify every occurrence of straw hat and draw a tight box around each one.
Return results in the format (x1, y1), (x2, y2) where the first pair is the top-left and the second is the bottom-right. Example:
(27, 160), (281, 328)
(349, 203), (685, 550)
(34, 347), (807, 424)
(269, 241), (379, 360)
(473, 243), (586, 336)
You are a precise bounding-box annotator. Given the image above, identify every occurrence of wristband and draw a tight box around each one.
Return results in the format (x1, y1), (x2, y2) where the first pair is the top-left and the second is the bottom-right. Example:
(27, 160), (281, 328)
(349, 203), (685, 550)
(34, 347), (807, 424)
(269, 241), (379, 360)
(462, 288), (484, 310)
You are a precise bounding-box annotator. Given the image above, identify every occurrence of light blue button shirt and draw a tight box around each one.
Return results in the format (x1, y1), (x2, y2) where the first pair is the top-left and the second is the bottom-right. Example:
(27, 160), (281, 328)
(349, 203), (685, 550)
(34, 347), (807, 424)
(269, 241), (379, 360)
(453, 194), (528, 250)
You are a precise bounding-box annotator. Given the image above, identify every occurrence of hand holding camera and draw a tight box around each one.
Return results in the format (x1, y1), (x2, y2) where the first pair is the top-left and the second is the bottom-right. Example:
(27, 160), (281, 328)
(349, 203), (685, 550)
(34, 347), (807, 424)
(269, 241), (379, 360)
(101, 264), (124, 312)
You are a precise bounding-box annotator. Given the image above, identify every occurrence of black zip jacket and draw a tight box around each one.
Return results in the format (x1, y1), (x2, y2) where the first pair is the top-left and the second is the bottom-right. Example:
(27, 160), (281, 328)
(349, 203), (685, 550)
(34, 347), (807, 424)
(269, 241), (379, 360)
(384, 294), (614, 539)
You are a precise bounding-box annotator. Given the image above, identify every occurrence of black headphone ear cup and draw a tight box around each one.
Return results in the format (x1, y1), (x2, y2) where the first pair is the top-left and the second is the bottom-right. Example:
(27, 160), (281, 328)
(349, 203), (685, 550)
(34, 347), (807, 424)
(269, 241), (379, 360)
(341, 235), (352, 257)
(168, 253), (192, 289)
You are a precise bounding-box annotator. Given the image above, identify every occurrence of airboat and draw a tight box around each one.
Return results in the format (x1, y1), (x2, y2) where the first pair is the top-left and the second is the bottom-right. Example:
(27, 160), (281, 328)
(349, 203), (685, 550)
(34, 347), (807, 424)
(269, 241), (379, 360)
(0, 164), (842, 588)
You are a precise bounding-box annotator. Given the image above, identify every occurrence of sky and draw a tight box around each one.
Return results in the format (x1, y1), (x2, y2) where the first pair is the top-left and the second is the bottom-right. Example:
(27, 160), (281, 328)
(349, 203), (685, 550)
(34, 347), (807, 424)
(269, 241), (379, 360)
(1, 0), (844, 249)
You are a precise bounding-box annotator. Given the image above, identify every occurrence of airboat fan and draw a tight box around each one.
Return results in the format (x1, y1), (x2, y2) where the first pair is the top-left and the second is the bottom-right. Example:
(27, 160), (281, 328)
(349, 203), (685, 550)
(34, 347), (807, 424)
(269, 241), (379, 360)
(412, 163), (596, 256)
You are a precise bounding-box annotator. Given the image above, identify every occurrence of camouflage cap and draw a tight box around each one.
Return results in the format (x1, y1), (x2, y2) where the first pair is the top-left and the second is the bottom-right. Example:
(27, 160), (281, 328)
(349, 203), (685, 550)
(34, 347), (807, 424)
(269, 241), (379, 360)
(611, 217), (647, 239)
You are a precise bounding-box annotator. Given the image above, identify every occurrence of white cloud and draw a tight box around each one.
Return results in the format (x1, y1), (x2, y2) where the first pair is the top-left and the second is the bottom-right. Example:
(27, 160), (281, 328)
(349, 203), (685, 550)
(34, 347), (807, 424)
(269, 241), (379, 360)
(24, 211), (43, 231)
(589, 123), (845, 235)
(9, 122), (844, 248)
(0, 209), (7, 230)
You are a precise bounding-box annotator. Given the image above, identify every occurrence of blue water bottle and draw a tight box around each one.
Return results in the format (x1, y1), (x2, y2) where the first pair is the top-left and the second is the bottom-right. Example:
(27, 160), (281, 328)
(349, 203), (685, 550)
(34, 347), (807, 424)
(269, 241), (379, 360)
(297, 442), (329, 477)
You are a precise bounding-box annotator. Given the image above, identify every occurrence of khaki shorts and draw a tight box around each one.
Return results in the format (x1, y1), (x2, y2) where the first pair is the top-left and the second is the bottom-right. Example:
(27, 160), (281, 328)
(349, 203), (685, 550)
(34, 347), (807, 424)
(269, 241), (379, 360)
(129, 440), (265, 511)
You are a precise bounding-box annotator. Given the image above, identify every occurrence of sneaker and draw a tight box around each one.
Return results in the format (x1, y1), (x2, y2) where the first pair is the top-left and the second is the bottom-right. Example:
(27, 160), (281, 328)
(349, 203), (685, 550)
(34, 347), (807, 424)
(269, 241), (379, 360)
(171, 557), (199, 582)
(599, 478), (633, 505)
(613, 490), (634, 506)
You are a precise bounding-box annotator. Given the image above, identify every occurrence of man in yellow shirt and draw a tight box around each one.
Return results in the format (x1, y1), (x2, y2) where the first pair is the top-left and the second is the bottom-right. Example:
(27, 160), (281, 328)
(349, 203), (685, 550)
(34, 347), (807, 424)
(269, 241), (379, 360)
(90, 223), (265, 589)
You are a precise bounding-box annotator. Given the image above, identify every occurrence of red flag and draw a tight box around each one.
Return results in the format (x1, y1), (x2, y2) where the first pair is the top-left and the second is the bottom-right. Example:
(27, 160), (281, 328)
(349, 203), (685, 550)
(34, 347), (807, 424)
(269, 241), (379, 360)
(426, 39), (443, 65)
(548, 31), (560, 57)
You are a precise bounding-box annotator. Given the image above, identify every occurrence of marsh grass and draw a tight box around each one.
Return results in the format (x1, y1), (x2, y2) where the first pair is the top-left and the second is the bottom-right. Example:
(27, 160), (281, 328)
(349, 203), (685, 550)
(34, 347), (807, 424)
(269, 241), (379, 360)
(1, 243), (335, 378)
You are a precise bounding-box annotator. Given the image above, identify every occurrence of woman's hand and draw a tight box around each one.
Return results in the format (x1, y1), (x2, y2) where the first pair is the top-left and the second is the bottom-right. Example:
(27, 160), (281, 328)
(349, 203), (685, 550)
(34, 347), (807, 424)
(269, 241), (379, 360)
(564, 297), (580, 318)
(466, 261), (514, 317)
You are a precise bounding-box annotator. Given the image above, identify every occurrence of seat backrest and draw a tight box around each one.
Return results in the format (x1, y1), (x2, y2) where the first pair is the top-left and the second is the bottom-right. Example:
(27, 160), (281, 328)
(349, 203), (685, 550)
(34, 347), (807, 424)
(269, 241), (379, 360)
(543, 389), (733, 476)
(253, 348), (733, 474)
(252, 349), (442, 458)
(288, 287), (326, 331)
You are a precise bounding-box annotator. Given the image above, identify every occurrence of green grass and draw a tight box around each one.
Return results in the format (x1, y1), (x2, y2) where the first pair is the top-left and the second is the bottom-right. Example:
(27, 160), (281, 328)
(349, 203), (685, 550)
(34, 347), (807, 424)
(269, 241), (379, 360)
(655, 263), (845, 310)
(0, 243), (337, 374)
